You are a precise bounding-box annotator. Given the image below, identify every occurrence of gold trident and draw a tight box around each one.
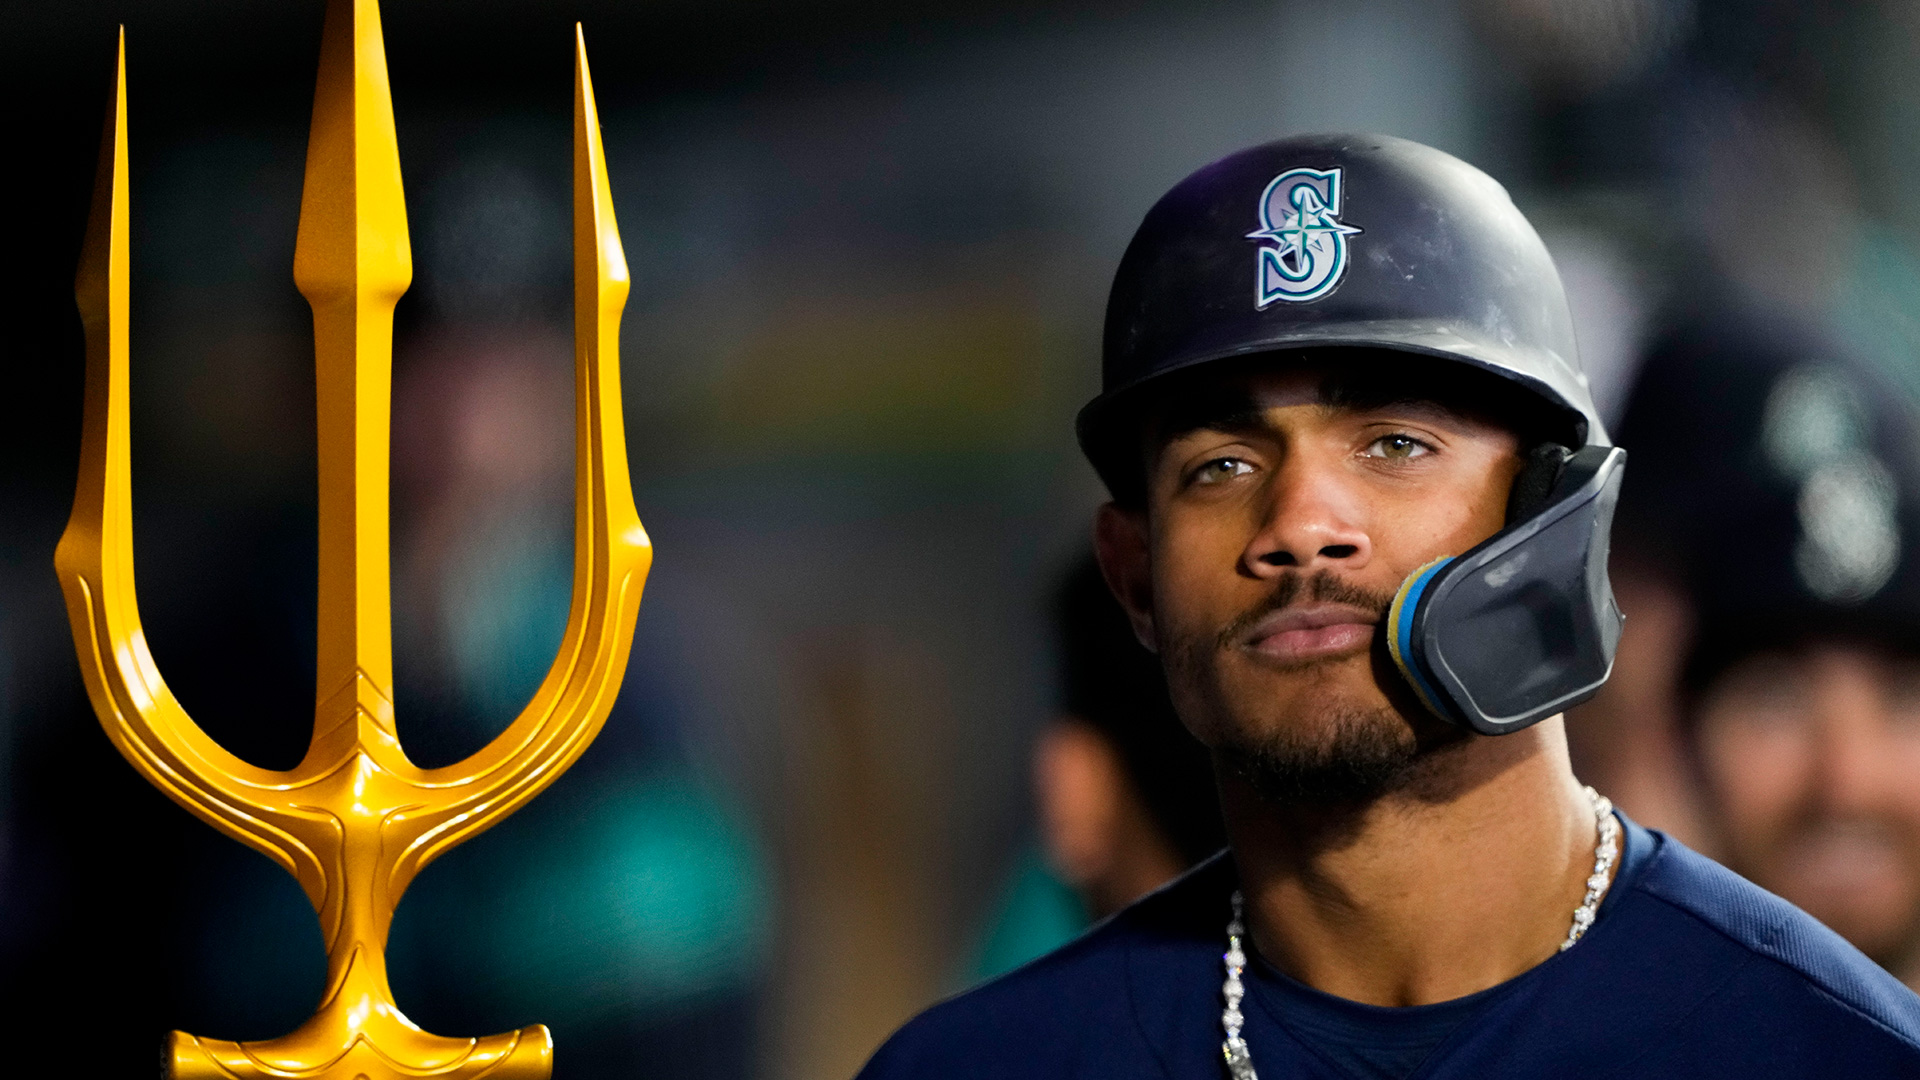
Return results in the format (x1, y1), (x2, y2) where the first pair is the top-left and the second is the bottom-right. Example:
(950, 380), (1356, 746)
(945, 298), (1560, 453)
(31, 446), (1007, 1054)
(53, 1), (653, 1076)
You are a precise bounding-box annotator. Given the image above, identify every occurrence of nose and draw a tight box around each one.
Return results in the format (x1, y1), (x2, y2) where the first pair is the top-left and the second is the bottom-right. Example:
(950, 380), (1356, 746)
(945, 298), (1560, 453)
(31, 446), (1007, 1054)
(1241, 452), (1372, 578)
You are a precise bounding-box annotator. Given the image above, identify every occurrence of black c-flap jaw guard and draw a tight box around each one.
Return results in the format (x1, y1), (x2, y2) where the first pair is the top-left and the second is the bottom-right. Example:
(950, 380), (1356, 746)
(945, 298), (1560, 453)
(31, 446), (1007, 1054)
(1387, 446), (1627, 735)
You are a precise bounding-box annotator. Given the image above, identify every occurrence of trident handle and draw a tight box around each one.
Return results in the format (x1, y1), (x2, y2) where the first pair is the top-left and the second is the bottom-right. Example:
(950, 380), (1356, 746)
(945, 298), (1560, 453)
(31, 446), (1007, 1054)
(52, 3), (652, 1077)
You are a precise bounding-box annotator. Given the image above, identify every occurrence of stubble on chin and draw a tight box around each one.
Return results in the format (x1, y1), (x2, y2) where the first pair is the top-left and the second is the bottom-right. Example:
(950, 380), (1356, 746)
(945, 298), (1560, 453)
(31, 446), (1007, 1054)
(1163, 571), (1449, 806)
(1212, 694), (1422, 806)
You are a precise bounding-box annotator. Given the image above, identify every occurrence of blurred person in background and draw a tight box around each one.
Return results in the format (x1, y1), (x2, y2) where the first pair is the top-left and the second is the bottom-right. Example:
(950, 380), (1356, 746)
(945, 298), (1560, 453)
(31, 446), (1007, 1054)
(1609, 304), (1920, 990)
(381, 315), (770, 1073)
(971, 555), (1225, 980)
(1040, 555), (1228, 917)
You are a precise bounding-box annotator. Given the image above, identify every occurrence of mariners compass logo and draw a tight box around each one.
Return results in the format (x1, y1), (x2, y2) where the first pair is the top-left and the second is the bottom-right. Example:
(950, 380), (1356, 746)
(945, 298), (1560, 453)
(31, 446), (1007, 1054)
(1248, 167), (1361, 306)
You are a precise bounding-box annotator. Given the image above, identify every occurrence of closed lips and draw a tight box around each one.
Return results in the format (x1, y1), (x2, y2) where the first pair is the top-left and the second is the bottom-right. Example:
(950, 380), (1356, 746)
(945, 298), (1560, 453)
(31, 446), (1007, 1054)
(1241, 604), (1379, 663)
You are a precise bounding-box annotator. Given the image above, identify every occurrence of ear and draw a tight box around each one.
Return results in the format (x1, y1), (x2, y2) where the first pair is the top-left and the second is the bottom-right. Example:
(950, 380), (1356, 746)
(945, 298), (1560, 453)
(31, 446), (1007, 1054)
(1094, 502), (1159, 653)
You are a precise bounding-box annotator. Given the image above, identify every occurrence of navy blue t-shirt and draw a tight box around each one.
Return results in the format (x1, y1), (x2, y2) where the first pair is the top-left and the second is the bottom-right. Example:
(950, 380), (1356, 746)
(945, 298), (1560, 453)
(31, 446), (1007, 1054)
(1247, 949), (1518, 1079)
(858, 817), (1920, 1079)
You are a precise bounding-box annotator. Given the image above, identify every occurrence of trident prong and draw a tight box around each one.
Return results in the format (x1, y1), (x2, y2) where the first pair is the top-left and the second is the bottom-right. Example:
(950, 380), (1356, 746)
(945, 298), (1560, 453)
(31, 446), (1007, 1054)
(53, 3), (652, 1077)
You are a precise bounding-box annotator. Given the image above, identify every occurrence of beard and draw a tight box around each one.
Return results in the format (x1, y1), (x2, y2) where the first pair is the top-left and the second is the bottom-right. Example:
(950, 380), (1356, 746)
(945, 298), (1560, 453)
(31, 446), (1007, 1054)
(1214, 701), (1422, 805)
(1165, 569), (1447, 806)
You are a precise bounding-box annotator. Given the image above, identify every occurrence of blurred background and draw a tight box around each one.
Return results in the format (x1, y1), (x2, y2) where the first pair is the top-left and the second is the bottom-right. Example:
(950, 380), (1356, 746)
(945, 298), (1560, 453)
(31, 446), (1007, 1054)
(8, 0), (1920, 1076)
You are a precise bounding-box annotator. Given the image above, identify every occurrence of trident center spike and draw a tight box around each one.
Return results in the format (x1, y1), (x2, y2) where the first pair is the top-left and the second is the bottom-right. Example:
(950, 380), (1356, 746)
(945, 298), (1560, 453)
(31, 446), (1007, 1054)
(53, 3), (653, 1077)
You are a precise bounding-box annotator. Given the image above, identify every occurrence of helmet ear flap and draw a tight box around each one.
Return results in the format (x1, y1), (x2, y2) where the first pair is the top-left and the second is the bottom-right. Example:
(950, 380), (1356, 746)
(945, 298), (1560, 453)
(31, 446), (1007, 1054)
(1506, 443), (1573, 524)
(1393, 446), (1627, 735)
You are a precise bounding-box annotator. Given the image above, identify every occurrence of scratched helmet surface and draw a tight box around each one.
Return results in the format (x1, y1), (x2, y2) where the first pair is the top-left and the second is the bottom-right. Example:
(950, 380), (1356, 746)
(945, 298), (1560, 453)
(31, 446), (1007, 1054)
(1081, 133), (1624, 738)
(1078, 132), (1602, 465)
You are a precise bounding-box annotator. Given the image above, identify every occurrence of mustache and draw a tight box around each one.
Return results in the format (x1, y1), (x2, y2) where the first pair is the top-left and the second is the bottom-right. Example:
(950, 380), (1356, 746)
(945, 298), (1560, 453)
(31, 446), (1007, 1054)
(1213, 570), (1397, 654)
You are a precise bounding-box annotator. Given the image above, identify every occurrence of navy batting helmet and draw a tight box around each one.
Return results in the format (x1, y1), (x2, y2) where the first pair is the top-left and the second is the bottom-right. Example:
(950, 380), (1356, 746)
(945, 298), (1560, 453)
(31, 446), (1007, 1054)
(1616, 302), (1920, 692)
(1083, 133), (1625, 737)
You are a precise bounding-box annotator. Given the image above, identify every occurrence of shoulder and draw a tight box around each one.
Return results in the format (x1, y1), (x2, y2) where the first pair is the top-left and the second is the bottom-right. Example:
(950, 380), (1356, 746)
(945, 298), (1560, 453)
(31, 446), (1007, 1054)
(1630, 830), (1920, 1051)
(854, 854), (1233, 1080)
(854, 920), (1136, 1080)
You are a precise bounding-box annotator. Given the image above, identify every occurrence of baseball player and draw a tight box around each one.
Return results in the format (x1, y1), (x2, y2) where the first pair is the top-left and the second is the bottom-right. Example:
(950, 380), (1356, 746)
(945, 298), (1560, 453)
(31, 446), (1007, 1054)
(858, 135), (1920, 1079)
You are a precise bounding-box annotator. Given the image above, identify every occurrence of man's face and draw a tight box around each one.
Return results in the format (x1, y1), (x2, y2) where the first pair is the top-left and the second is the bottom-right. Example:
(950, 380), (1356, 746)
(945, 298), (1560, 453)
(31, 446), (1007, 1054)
(1096, 364), (1525, 802)
(1697, 644), (1920, 971)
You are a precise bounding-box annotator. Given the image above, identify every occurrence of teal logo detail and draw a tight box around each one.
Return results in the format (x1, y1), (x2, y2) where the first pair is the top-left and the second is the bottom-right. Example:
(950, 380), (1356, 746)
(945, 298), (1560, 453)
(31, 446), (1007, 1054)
(1247, 167), (1362, 306)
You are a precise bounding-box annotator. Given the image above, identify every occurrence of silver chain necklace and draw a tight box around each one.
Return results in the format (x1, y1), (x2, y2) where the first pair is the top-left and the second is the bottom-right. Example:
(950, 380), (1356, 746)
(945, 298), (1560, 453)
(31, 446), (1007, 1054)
(1221, 786), (1619, 1080)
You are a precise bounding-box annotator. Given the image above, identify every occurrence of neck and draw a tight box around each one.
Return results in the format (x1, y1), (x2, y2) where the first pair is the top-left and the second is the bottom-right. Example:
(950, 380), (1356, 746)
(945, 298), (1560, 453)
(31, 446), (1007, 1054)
(1222, 715), (1598, 1007)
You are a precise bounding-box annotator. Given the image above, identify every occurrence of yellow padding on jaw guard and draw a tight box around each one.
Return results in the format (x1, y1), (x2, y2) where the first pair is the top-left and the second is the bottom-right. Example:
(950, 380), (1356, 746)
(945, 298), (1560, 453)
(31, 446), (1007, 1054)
(1387, 556), (1456, 721)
